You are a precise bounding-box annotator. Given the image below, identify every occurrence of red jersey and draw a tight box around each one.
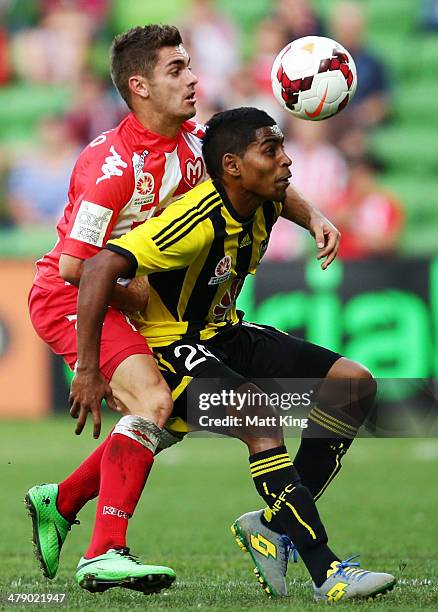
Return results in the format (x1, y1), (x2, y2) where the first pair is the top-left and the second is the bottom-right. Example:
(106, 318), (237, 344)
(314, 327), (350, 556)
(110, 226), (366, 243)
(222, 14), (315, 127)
(34, 112), (206, 290)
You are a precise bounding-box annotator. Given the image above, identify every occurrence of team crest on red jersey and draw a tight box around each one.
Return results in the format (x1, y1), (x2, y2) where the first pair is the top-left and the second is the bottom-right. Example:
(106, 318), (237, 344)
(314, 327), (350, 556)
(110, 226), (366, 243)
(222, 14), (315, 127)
(136, 172), (154, 196)
(185, 156), (204, 187)
(135, 172), (155, 205)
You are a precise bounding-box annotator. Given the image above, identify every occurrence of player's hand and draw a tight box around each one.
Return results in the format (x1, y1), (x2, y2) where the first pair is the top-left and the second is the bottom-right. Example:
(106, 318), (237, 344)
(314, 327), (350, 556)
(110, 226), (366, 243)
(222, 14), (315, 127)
(124, 276), (150, 313)
(69, 369), (118, 438)
(309, 212), (341, 270)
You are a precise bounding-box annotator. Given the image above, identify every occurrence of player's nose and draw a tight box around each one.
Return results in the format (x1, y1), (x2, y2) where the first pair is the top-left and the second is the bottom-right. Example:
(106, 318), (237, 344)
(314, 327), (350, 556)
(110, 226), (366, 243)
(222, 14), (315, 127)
(280, 151), (292, 168)
(187, 68), (198, 86)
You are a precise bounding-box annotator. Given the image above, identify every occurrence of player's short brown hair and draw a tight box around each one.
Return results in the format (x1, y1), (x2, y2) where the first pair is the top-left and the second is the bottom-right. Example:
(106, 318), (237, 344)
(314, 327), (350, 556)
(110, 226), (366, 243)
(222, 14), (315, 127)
(110, 24), (182, 108)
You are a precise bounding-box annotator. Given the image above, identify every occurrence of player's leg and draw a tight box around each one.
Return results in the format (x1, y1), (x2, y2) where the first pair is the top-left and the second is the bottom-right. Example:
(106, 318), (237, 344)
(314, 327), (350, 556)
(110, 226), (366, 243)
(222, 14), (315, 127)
(233, 431), (395, 602)
(75, 354), (176, 594)
(71, 309), (176, 592)
(157, 341), (344, 596)
(215, 324), (393, 601)
(26, 285), (91, 578)
(227, 382), (340, 593)
(293, 356), (376, 500)
(27, 288), (174, 588)
(84, 351), (172, 559)
(234, 322), (375, 500)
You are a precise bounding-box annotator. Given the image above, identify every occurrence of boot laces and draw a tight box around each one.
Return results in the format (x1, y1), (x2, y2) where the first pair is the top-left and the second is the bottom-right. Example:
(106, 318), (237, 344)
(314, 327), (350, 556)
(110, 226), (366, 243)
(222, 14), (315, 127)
(333, 555), (369, 581)
(114, 547), (142, 565)
(280, 535), (299, 564)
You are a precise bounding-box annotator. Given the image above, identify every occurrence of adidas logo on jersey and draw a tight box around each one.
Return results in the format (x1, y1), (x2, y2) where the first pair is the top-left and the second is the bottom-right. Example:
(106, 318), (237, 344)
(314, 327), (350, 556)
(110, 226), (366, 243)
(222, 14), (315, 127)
(239, 234), (252, 248)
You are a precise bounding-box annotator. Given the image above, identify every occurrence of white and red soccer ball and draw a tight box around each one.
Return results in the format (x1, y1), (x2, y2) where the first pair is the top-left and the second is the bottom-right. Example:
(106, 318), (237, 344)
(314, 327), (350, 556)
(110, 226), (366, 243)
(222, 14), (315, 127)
(271, 36), (357, 121)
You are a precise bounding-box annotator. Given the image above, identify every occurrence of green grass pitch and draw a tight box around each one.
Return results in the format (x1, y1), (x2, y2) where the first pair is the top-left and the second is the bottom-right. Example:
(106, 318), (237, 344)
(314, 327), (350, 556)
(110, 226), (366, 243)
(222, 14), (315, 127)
(0, 417), (437, 610)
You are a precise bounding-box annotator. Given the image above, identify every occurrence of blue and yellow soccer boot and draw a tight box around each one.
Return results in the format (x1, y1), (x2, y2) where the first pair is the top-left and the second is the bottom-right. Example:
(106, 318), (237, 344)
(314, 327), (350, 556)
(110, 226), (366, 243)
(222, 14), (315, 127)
(313, 556), (396, 603)
(231, 509), (298, 597)
(76, 548), (176, 594)
(24, 483), (77, 579)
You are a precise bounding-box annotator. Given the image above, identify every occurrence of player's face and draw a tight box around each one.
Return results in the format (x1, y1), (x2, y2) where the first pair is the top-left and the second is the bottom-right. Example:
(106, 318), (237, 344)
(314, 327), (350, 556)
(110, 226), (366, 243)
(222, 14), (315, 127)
(239, 126), (292, 201)
(147, 45), (198, 121)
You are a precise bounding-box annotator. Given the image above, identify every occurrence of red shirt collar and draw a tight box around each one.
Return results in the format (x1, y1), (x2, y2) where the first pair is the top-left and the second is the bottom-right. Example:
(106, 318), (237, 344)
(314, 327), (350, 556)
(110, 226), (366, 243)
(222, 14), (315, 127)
(125, 112), (185, 153)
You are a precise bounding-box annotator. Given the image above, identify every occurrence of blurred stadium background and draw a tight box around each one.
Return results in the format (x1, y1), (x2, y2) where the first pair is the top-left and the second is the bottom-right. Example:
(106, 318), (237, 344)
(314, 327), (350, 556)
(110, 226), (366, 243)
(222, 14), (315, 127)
(0, 1), (437, 607)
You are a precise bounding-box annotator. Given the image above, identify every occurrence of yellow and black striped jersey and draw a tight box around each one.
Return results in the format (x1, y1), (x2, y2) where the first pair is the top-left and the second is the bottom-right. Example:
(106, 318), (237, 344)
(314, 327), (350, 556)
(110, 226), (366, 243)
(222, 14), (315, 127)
(106, 178), (282, 347)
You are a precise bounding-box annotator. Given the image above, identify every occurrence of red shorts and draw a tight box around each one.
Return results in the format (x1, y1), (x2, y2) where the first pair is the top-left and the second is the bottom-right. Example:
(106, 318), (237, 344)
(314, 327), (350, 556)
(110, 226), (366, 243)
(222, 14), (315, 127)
(28, 283), (152, 382)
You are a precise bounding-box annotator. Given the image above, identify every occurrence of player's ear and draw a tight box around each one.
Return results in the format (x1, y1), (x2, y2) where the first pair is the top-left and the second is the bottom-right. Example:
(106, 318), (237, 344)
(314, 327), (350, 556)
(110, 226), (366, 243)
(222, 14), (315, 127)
(128, 75), (149, 100)
(222, 153), (241, 178)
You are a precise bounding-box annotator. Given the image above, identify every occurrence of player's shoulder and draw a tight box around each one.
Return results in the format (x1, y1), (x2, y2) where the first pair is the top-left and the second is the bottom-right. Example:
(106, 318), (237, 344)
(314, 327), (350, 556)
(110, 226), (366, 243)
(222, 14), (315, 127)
(181, 120), (206, 140)
(82, 115), (131, 159)
(73, 116), (134, 186)
(145, 180), (218, 250)
(148, 180), (219, 235)
(168, 179), (219, 214)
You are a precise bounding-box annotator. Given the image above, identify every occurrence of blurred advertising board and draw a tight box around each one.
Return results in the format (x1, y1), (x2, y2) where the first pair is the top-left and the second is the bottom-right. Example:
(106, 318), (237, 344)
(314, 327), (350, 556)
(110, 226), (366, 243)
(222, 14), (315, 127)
(1, 257), (438, 417)
(238, 258), (438, 379)
(0, 260), (50, 417)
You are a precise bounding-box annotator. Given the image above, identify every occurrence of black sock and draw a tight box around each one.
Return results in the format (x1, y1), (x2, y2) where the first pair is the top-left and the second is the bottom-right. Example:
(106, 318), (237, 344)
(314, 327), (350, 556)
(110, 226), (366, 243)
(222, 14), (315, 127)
(249, 445), (339, 586)
(295, 377), (376, 500)
(294, 437), (352, 500)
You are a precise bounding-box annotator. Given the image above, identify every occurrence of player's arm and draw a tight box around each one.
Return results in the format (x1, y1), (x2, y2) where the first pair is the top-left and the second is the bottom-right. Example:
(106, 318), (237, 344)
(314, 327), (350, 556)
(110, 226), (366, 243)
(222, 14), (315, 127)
(70, 207), (207, 438)
(69, 249), (133, 438)
(282, 185), (341, 270)
(59, 253), (149, 313)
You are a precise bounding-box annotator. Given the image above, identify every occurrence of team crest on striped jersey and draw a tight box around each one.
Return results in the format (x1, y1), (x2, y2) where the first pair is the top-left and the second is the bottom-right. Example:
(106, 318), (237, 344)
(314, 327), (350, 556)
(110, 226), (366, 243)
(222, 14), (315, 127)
(131, 150), (156, 206)
(135, 172), (155, 202)
(208, 255), (232, 285)
(185, 156), (204, 187)
(213, 278), (244, 320)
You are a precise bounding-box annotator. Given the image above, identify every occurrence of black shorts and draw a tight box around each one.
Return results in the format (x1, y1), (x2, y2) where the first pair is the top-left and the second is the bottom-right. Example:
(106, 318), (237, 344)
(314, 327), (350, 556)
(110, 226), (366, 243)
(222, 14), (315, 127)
(155, 320), (342, 430)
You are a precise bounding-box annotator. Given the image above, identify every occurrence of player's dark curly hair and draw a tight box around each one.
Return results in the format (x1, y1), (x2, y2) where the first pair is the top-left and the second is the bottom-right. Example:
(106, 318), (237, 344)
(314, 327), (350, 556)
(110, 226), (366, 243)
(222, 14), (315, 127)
(202, 107), (276, 179)
(110, 24), (182, 108)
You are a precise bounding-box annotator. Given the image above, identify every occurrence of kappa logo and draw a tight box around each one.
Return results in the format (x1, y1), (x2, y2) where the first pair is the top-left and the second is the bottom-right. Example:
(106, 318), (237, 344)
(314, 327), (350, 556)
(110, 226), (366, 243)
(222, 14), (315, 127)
(103, 505), (130, 519)
(96, 145), (128, 184)
(65, 314), (77, 330)
(185, 156), (204, 187)
(208, 255), (232, 285)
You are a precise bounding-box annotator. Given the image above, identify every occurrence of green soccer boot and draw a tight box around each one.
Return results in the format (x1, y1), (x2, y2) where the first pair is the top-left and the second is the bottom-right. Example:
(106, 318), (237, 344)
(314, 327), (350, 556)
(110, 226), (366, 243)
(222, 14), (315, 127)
(313, 556), (396, 603)
(231, 510), (298, 597)
(76, 548), (176, 594)
(24, 483), (77, 579)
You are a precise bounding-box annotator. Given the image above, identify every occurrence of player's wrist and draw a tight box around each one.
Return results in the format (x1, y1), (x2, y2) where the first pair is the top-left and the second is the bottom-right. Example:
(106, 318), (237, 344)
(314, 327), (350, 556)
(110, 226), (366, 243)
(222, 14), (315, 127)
(75, 364), (100, 376)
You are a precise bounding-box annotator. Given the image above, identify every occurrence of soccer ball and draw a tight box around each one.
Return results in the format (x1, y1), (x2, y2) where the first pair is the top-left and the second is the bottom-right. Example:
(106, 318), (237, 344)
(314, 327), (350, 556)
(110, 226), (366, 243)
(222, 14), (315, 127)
(271, 36), (357, 121)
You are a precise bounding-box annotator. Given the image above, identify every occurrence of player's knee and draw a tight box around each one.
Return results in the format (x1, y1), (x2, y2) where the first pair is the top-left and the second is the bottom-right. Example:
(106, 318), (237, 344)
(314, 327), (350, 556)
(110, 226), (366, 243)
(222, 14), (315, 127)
(350, 361), (374, 381)
(240, 436), (284, 454)
(134, 381), (173, 427)
(346, 361), (377, 400)
(114, 373), (173, 426)
(329, 357), (375, 382)
(150, 381), (174, 426)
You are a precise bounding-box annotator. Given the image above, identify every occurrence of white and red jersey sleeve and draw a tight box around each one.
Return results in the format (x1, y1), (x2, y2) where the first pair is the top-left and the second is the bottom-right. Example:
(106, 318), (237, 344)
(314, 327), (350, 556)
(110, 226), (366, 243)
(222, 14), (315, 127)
(62, 136), (134, 260)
